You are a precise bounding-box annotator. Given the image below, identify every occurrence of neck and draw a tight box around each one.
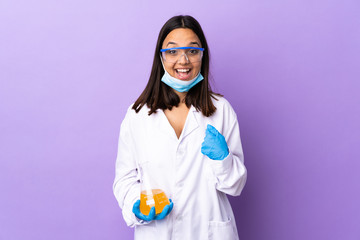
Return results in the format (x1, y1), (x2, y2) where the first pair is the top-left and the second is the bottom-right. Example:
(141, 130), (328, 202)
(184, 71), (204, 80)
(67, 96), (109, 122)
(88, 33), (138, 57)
(173, 89), (187, 103)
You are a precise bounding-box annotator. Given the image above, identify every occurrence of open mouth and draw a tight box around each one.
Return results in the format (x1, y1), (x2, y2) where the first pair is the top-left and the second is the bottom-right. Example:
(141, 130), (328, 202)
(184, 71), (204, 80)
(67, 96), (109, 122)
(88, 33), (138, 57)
(175, 68), (192, 80)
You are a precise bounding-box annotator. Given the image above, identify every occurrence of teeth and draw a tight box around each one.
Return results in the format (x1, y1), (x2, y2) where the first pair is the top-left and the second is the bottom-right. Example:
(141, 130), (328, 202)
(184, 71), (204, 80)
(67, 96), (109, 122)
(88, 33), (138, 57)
(177, 69), (190, 72)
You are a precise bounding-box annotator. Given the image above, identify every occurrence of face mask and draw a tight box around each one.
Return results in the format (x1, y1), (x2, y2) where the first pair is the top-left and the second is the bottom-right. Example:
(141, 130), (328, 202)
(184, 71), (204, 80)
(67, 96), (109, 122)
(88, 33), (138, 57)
(160, 57), (204, 92)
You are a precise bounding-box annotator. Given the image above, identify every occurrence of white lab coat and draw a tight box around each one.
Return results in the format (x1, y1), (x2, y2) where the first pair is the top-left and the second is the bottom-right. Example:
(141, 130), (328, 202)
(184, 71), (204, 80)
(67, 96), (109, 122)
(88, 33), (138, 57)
(113, 96), (247, 240)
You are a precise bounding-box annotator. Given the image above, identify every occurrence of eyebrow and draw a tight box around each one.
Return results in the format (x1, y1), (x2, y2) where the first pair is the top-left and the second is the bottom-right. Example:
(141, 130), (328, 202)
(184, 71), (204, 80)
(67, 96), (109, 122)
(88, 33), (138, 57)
(166, 41), (177, 47)
(189, 41), (200, 46)
(166, 41), (200, 47)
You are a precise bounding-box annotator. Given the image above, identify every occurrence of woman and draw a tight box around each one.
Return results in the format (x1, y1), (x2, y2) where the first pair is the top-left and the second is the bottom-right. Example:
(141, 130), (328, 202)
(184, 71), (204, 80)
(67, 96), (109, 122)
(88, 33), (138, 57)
(113, 15), (247, 240)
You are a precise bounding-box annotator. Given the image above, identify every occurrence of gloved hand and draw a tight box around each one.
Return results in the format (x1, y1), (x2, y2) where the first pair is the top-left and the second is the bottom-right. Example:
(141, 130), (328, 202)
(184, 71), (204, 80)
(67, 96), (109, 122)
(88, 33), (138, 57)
(132, 199), (173, 221)
(201, 124), (229, 160)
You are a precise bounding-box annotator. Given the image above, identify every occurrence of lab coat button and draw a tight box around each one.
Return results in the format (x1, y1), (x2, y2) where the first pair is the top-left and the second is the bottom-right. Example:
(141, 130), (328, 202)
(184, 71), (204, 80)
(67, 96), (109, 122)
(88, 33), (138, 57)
(177, 182), (184, 187)
(176, 215), (182, 221)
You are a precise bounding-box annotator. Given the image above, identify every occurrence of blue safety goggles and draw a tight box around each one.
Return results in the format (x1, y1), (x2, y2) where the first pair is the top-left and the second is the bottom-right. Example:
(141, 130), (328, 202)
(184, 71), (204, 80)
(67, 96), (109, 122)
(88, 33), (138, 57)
(160, 47), (205, 63)
(160, 47), (205, 52)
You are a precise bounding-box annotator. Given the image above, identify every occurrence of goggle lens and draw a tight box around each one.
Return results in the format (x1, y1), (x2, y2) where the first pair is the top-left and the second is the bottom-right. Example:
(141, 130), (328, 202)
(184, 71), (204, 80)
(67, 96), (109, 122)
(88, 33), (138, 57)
(160, 47), (204, 63)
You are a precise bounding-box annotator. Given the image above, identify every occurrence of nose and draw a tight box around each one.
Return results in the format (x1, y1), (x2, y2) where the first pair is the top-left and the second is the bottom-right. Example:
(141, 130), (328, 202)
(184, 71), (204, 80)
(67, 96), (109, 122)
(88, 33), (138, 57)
(177, 53), (189, 64)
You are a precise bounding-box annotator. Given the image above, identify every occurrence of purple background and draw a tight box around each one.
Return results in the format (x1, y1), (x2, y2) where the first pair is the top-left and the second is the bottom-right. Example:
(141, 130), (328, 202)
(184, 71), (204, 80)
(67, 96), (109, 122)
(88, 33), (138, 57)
(1, 0), (359, 239)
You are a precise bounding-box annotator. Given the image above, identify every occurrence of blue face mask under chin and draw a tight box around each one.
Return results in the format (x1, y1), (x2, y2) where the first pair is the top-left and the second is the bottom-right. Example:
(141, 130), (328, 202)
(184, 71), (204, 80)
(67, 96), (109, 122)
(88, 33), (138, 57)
(160, 57), (204, 93)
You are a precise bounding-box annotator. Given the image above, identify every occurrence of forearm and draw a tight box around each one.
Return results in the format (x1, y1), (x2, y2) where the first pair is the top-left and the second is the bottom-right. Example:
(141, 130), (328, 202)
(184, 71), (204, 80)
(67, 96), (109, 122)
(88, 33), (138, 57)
(208, 152), (247, 196)
(113, 170), (143, 227)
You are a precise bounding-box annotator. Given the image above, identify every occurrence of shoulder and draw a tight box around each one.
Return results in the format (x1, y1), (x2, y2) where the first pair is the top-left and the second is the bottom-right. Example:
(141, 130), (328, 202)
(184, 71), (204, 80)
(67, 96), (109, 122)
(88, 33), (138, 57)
(120, 103), (150, 133)
(211, 95), (231, 108)
(124, 103), (149, 119)
(211, 95), (237, 120)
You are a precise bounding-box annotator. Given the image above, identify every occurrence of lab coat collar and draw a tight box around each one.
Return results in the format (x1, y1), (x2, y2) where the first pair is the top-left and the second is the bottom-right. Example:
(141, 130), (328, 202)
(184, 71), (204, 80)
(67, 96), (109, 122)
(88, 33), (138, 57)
(158, 104), (199, 141)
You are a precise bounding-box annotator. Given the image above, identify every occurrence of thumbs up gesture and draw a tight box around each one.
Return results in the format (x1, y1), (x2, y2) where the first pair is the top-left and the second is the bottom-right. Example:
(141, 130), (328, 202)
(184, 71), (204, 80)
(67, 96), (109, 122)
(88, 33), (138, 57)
(201, 124), (229, 160)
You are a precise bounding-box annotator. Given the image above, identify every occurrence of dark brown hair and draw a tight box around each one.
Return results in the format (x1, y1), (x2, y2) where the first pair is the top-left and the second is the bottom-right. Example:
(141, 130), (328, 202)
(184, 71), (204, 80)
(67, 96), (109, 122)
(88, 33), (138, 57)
(132, 15), (221, 117)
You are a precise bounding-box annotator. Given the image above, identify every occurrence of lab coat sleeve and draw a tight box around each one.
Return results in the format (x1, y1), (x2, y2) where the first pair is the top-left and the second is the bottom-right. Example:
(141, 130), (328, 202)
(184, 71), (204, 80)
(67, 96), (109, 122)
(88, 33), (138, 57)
(208, 118), (247, 196)
(112, 108), (145, 227)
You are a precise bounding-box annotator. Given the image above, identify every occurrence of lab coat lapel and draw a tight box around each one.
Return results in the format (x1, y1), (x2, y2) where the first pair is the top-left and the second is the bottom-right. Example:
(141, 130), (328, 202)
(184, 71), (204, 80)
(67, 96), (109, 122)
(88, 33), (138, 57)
(154, 105), (199, 140)
(155, 109), (176, 139)
(180, 105), (199, 140)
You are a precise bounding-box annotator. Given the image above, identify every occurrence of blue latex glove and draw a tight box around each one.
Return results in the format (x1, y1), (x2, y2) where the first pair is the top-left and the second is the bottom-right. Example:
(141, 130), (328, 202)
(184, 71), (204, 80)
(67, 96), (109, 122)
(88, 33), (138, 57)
(132, 199), (173, 221)
(201, 124), (229, 160)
